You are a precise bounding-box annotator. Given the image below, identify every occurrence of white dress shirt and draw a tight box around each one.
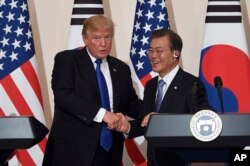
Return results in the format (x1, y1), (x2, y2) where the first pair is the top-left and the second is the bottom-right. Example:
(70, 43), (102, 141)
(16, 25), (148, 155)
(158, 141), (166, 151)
(157, 65), (179, 101)
(87, 48), (113, 123)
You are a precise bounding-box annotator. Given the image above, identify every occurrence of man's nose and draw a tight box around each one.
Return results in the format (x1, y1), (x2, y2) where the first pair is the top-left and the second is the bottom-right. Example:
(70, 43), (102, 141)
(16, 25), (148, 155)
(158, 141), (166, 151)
(100, 38), (106, 46)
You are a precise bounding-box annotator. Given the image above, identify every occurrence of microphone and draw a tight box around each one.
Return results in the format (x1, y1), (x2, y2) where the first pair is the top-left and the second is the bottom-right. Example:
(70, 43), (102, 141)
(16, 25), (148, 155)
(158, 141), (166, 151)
(191, 81), (198, 112)
(214, 76), (224, 113)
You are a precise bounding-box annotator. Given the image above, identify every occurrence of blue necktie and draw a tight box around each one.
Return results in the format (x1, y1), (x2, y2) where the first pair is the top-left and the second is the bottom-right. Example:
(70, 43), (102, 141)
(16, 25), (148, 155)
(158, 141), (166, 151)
(95, 59), (113, 152)
(155, 79), (165, 113)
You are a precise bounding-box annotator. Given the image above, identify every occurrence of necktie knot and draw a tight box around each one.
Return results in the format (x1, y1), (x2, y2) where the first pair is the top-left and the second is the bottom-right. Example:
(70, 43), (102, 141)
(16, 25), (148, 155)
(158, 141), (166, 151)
(95, 59), (102, 66)
(158, 79), (165, 88)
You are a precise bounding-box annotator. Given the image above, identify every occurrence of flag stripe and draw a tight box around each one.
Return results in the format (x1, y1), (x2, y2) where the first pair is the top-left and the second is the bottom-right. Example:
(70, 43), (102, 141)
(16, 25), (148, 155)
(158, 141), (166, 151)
(1, 75), (34, 116)
(30, 56), (41, 79)
(209, 0), (239, 1)
(205, 16), (241, 23)
(206, 12), (241, 16)
(0, 84), (20, 116)
(8, 156), (19, 165)
(72, 8), (103, 14)
(125, 139), (146, 165)
(16, 150), (36, 166)
(74, 0), (103, 4)
(21, 60), (44, 109)
(74, 4), (103, 8)
(207, 5), (241, 12)
(208, 1), (240, 5)
(72, 14), (99, 18)
(38, 137), (47, 153)
(0, 108), (4, 116)
(10, 68), (45, 123)
(71, 18), (87, 25)
(140, 74), (153, 87)
(27, 144), (44, 165)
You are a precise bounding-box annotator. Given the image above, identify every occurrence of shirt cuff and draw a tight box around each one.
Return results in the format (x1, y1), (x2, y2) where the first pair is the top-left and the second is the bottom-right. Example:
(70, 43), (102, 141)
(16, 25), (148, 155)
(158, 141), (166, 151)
(123, 122), (131, 139)
(93, 108), (106, 123)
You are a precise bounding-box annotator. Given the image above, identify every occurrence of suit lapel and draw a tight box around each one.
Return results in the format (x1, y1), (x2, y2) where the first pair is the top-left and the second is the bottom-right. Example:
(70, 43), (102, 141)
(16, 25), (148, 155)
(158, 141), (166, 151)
(150, 78), (158, 112)
(160, 68), (184, 113)
(107, 56), (120, 112)
(77, 51), (121, 112)
(78, 48), (100, 98)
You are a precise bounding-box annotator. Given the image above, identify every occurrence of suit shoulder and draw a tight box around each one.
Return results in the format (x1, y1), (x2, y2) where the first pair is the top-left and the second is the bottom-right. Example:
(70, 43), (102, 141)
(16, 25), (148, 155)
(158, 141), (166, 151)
(108, 56), (130, 70)
(55, 49), (82, 60)
(181, 70), (205, 88)
(145, 76), (158, 88)
(182, 70), (200, 81)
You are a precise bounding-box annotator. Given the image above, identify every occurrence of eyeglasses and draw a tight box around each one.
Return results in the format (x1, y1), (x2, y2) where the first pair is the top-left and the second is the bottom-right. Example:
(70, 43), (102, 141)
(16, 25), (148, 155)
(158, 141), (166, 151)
(147, 49), (171, 56)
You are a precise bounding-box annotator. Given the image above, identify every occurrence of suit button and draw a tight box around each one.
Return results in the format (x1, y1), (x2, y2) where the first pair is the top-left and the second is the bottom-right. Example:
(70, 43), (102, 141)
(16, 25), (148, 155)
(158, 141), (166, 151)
(77, 115), (86, 121)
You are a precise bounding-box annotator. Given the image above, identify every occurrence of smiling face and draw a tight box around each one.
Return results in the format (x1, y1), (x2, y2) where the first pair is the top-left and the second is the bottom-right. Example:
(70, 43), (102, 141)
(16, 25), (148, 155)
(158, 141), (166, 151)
(148, 36), (178, 77)
(83, 29), (112, 59)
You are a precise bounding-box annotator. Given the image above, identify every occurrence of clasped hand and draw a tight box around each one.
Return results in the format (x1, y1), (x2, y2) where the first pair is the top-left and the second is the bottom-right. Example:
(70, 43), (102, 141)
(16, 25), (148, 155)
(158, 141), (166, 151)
(102, 112), (130, 133)
(102, 111), (157, 133)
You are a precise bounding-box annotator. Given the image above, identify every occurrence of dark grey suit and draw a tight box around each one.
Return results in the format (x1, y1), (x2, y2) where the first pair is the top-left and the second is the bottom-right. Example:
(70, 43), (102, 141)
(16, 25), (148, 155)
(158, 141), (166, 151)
(43, 47), (142, 166)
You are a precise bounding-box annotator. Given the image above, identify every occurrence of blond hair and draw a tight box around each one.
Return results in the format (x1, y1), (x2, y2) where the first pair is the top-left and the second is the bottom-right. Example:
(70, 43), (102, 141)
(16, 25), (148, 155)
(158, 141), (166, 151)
(82, 15), (114, 36)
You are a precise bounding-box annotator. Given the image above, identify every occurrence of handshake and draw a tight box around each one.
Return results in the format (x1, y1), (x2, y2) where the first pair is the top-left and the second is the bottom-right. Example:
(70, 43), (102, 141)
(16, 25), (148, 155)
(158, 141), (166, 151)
(102, 111), (157, 133)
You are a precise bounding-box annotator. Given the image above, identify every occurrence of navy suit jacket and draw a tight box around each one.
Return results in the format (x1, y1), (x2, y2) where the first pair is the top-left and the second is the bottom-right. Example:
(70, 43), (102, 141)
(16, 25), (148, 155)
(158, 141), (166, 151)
(43, 48), (142, 166)
(129, 68), (211, 165)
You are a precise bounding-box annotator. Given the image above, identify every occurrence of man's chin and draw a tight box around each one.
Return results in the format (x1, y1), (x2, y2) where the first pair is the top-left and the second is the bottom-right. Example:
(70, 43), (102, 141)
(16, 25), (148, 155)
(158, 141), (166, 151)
(152, 67), (160, 73)
(95, 54), (109, 59)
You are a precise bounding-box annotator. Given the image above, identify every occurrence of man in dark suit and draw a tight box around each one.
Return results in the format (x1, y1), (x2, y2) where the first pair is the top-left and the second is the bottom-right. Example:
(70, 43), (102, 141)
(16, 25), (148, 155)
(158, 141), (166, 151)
(118, 29), (211, 166)
(42, 15), (142, 166)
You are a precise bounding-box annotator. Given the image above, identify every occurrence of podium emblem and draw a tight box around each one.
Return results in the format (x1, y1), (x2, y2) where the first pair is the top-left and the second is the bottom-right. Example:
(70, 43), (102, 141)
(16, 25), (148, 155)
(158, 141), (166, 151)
(190, 109), (222, 142)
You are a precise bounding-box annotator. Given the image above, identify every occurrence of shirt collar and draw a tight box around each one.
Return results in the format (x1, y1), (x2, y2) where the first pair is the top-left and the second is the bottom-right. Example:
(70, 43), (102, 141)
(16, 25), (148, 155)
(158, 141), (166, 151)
(86, 48), (107, 64)
(158, 65), (179, 85)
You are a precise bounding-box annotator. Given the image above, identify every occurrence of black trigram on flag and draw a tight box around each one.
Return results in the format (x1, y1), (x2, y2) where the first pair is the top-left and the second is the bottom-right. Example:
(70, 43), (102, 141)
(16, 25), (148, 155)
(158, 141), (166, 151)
(67, 0), (104, 48)
(205, 0), (241, 23)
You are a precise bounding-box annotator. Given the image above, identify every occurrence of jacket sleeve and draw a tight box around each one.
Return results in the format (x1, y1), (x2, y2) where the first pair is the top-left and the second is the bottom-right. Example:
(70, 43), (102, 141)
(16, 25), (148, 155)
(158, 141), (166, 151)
(52, 51), (100, 125)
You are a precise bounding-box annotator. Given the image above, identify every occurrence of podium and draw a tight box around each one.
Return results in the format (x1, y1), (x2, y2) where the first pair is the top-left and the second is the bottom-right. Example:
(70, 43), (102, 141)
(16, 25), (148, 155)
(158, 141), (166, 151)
(0, 116), (48, 165)
(145, 113), (250, 162)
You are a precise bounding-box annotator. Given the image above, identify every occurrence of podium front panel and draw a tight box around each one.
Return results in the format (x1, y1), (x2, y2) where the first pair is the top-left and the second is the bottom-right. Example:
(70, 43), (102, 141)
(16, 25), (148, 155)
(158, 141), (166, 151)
(145, 114), (250, 148)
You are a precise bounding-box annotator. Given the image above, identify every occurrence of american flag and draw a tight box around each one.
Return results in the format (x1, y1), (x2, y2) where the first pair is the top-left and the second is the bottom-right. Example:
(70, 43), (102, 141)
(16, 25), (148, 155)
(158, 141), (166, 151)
(130, 0), (170, 88)
(0, 0), (47, 165)
(126, 0), (170, 165)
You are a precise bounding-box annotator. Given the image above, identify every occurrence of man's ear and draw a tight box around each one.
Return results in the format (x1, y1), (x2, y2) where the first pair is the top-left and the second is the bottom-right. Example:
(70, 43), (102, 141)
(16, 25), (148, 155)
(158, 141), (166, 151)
(82, 35), (88, 45)
(173, 51), (179, 58)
